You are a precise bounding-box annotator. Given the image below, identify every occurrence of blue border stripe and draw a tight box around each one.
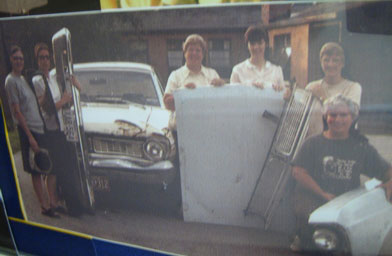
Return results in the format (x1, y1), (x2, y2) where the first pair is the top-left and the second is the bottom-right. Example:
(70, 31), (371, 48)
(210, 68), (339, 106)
(93, 238), (163, 256)
(10, 220), (95, 256)
(0, 104), (24, 219)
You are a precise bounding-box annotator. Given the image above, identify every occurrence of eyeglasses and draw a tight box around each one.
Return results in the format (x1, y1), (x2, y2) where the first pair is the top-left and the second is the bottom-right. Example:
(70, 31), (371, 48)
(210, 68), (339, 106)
(327, 113), (350, 118)
(38, 55), (50, 60)
(12, 56), (24, 61)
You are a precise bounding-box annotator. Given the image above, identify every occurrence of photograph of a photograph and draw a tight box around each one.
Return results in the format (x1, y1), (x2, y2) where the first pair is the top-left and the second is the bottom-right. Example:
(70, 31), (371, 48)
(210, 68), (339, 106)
(0, 1), (392, 255)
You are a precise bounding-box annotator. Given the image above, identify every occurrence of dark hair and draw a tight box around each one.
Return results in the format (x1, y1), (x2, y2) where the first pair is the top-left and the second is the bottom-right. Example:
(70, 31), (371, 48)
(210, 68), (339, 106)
(10, 45), (22, 56)
(244, 25), (269, 46)
(34, 42), (49, 59)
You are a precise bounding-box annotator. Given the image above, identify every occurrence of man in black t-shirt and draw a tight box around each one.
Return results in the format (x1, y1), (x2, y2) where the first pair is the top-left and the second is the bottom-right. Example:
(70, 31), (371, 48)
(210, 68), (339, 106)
(290, 95), (392, 251)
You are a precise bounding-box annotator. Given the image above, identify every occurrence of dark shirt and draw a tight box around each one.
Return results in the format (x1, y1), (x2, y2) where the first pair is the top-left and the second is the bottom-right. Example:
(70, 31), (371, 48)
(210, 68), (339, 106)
(292, 134), (390, 196)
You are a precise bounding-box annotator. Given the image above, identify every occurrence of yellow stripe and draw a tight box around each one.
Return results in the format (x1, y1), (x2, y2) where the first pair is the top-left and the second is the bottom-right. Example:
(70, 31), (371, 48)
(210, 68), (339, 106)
(8, 217), (93, 239)
(0, 100), (27, 220)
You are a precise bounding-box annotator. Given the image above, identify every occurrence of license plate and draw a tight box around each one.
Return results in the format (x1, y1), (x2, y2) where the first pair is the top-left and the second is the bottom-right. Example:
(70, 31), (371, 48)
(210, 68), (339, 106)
(91, 176), (110, 192)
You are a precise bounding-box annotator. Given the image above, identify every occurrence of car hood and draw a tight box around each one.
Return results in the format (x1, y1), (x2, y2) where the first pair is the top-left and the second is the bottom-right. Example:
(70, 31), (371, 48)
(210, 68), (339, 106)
(81, 102), (171, 136)
(309, 187), (392, 227)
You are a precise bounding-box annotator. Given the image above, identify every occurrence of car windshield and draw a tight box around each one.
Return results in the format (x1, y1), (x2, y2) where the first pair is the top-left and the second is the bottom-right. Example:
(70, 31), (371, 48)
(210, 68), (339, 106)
(75, 70), (160, 106)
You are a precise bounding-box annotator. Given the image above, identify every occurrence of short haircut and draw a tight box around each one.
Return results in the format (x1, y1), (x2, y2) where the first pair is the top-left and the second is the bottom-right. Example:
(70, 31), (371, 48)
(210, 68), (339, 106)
(182, 34), (207, 55)
(34, 42), (49, 58)
(10, 45), (22, 56)
(323, 95), (359, 119)
(244, 25), (269, 45)
(319, 42), (345, 63)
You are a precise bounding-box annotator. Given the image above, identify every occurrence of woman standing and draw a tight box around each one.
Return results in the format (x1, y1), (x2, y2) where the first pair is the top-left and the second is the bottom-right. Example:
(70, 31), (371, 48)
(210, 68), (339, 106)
(306, 42), (361, 104)
(163, 34), (225, 112)
(230, 25), (284, 91)
(32, 43), (83, 216)
(5, 45), (59, 217)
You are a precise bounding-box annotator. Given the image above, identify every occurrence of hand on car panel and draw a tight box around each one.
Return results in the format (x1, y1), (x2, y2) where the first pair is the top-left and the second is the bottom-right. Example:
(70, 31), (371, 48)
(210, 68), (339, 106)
(322, 191), (335, 201)
(163, 93), (175, 111)
(252, 81), (264, 89)
(311, 82), (327, 102)
(272, 83), (284, 92)
(71, 75), (82, 91)
(379, 175), (392, 202)
(184, 82), (196, 89)
(210, 78), (226, 87)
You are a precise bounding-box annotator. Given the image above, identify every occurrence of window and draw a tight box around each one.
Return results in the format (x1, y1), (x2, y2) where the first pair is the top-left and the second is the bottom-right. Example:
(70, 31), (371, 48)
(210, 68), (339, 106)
(208, 39), (231, 79)
(167, 39), (184, 74)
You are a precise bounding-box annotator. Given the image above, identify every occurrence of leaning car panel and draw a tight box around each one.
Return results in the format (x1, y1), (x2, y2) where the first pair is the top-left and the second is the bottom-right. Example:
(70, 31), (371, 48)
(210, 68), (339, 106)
(309, 186), (392, 255)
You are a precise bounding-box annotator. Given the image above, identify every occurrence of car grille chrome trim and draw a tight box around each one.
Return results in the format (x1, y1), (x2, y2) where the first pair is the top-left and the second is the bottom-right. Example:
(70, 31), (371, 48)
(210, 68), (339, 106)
(274, 89), (313, 157)
(91, 137), (144, 158)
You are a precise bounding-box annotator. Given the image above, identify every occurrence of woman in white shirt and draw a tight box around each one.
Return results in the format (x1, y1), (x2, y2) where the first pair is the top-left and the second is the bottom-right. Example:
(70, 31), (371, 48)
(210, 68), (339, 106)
(230, 25), (284, 91)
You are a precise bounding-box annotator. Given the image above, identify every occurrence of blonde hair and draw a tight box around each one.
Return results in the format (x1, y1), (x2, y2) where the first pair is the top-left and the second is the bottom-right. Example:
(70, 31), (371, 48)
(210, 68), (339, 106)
(319, 42), (345, 64)
(182, 34), (207, 55)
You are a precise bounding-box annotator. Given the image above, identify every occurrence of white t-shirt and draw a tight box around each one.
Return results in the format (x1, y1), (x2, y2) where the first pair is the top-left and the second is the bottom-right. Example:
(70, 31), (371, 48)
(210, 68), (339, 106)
(230, 59), (284, 89)
(32, 71), (64, 131)
(306, 78), (362, 106)
(165, 65), (220, 95)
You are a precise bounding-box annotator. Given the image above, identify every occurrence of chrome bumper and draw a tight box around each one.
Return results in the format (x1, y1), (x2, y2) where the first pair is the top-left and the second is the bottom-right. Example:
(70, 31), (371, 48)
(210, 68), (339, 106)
(88, 153), (176, 184)
(89, 153), (174, 171)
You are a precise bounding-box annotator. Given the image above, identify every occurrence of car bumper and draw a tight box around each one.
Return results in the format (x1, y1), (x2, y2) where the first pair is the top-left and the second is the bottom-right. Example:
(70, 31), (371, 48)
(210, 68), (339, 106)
(89, 154), (176, 185)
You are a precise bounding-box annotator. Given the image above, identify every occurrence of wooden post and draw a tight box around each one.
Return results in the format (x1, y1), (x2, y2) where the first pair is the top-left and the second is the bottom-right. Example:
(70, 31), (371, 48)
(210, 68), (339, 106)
(262, 5), (270, 25)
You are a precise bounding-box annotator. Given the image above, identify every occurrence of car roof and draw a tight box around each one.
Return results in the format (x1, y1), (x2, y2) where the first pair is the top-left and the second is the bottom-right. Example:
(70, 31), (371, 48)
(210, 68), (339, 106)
(73, 62), (154, 73)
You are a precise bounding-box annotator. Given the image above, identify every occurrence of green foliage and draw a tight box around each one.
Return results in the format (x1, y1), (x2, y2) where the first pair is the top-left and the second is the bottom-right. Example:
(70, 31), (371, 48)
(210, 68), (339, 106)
(6, 129), (20, 153)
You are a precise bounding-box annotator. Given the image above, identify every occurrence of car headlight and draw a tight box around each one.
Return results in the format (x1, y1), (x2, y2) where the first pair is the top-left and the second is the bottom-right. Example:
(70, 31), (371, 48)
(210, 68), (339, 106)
(313, 228), (339, 251)
(143, 138), (168, 161)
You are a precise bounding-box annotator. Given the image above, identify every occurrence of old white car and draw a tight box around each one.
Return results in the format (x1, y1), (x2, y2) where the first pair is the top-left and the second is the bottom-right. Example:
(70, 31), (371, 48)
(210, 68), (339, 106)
(75, 62), (176, 190)
(52, 29), (176, 214)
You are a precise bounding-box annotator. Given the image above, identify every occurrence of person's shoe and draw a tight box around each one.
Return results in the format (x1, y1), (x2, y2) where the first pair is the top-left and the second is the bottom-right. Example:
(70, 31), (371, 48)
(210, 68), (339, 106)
(290, 235), (302, 252)
(41, 207), (60, 218)
(51, 205), (67, 214)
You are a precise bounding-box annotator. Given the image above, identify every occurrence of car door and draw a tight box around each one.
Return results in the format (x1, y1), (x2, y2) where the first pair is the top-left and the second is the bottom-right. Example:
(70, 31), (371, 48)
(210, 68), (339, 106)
(52, 28), (95, 213)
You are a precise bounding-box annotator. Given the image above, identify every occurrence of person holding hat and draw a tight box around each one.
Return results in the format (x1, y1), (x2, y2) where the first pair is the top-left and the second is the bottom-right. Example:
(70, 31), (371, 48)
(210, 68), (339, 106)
(5, 45), (59, 218)
(32, 43), (80, 215)
(290, 95), (392, 251)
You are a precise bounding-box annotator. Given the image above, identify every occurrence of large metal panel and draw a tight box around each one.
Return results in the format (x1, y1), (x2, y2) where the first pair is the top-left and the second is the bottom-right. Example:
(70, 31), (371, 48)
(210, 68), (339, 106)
(175, 86), (284, 227)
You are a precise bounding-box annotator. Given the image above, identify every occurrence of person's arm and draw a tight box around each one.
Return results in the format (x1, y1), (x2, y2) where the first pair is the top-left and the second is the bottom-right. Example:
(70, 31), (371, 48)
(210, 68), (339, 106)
(11, 103), (40, 153)
(71, 75), (82, 92)
(163, 72), (178, 111)
(210, 70), (225, 87)
(346, 82), (362, 106)
(230, 67), (241, 84)
(272, 66), (284, 92)
(55, 92), (72, 110)
(306, 80), (327, 102)
(292, 166), (335, 201)
(380, 167), (392, 202)
(163, 93), (175, 111)
(32, 77), (45, 106)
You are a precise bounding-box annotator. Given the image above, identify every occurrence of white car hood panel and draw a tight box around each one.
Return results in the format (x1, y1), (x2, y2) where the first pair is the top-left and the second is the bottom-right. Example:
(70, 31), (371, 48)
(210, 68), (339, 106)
(309, 187), (392, 255)
(81, 103), (170, 136)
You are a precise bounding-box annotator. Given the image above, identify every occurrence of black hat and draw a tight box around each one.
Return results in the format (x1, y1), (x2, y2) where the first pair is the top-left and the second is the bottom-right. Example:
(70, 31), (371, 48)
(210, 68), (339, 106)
(29, 148), (52, 174)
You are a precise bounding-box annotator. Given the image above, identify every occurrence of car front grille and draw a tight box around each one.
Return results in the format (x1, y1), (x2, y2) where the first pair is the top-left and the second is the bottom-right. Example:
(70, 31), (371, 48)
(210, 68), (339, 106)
(274, 89), (313, 157)
(91, 137), (144, 158)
